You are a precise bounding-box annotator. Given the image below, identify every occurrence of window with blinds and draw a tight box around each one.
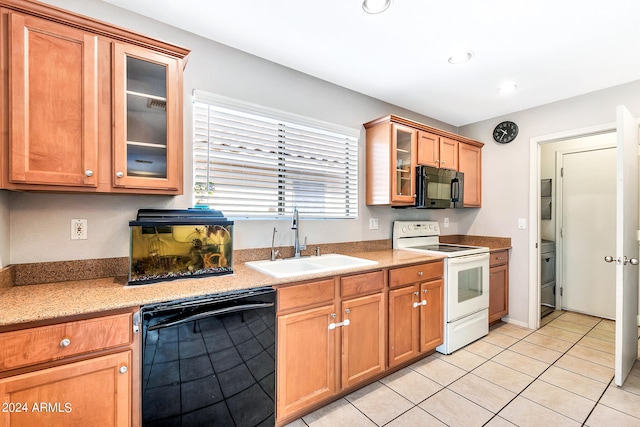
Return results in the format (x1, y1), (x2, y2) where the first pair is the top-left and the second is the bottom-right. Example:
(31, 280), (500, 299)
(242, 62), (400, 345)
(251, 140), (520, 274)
(193, 92), (360, 219)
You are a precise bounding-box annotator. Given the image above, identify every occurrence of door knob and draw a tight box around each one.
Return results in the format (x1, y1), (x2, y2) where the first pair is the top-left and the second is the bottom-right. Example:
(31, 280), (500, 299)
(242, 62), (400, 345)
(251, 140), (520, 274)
(604, 256), (615, 263)
(631, 258), (639, 265)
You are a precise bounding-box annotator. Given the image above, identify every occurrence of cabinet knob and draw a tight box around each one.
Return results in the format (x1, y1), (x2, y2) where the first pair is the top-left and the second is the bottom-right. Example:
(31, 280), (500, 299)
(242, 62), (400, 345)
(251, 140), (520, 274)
(331, 313), (337, 319)
(116, 171), (124, 178)
(119, 365), (128, 374)
(414, 291), (419, 296)
(422, 289), (428, 294)
(59, 338), (71, 347)
(84, 169), (93, 177)
(417, 271), (423, 277)
(345, 308), (350, 314)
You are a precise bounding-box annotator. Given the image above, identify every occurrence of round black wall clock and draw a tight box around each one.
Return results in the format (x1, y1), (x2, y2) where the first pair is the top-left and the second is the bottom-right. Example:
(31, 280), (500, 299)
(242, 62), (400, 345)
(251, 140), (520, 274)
(493, 121), (519, 143)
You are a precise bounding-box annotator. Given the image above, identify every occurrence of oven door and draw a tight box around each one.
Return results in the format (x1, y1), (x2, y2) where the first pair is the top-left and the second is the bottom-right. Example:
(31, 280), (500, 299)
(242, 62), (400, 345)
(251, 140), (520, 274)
(446, 252), (490, 321)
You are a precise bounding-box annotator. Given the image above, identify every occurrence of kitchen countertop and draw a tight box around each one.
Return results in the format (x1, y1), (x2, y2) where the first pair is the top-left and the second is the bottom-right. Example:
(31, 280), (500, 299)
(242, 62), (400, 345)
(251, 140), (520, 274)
(0, 249), (444, 327)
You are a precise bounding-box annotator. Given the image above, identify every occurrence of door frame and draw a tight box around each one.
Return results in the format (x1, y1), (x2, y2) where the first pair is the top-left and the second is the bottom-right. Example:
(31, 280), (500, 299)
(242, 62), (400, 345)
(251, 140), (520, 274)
(528, 122), (616, 329)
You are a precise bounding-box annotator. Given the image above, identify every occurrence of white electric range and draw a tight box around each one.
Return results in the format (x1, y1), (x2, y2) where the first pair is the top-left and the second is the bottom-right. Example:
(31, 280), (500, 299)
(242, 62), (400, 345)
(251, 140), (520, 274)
(393, 221), (490, 354)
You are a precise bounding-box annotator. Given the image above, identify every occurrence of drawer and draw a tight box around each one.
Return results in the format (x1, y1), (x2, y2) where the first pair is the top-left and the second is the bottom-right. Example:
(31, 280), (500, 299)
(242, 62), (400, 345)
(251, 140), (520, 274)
(0, 313), (132, 371)
(490, 250), (509, 267)
(278, 279), (335, 312)
(389, 261), (443, 288)
(341, 270), (384, 298)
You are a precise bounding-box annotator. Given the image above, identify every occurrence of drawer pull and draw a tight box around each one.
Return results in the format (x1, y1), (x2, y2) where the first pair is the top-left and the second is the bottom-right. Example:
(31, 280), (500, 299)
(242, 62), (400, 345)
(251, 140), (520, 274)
(413, 300), (427, 308)
(59, 338), (71, 348)
(417, 271), (423, 277)
(119, 365), (128, 374)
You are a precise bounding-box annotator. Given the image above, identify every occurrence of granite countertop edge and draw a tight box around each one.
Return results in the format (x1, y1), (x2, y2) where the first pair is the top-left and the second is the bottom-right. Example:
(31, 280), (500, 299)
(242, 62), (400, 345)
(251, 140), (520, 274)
(0, 249), (446, 327)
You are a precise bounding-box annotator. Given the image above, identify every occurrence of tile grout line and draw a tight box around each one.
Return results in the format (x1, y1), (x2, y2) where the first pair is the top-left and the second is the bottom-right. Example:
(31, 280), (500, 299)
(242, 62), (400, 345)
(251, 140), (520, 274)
(483, 313), (614, 426)
(296, 312), (627, 427)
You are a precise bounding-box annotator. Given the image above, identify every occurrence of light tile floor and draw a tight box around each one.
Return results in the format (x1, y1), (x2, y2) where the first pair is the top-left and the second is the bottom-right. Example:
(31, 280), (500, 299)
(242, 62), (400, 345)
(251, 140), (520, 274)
(285, 311), (640, 427)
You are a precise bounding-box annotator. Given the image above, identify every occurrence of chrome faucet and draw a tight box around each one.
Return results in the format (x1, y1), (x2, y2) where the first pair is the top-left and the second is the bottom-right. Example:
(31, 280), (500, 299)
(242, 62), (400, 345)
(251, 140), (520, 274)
(270, 227), (280, 261)
(291, 207), (306, 258)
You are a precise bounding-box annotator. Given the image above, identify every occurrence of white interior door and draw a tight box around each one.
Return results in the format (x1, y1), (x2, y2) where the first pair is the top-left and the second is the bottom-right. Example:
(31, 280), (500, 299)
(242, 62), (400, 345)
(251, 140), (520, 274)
(613, 105), (639, 386)
(561, 147), (616, 318)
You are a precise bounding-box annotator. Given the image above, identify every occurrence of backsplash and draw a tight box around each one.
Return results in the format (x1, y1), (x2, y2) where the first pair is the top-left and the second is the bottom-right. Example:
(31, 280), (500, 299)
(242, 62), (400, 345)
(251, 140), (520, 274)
(8, 239), (392, 286)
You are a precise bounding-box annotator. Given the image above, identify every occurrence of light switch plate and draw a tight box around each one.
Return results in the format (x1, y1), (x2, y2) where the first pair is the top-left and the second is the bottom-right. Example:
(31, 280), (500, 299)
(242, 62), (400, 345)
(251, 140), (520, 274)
(369, 218), (379, 230)
(517, 218), (527, 230)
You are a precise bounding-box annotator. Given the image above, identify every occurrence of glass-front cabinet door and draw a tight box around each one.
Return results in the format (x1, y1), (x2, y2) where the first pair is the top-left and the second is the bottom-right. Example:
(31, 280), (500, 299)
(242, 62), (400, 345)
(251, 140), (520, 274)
(113, 43), (182, 191)
(391, 124), (417, 204)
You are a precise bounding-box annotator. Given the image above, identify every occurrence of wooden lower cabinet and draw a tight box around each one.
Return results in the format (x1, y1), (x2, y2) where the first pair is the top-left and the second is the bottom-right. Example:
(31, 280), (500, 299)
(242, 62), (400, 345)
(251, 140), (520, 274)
(420, 279), (444, 351)
(0, 309), (138, 427)
(0, 351), (131, 427)
(276, 271), (386, 423)
(489, 250), (510, 324)
(276, 263), (443, 425)
(341, 293), (385, 388)
(276, 304), (338, 419)
(388, 278), (444, 367)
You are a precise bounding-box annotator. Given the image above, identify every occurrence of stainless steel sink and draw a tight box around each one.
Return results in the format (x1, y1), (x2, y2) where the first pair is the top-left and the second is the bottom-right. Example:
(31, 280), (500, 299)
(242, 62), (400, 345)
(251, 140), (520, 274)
(245, 254), (378, 278)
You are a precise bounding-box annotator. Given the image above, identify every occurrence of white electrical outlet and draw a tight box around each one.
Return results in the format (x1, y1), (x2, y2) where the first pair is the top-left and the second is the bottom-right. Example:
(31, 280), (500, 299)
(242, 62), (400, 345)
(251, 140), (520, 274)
(71, 219), (88, 240)
(369, 218), (379, 230)
(444, 218), (449, 228)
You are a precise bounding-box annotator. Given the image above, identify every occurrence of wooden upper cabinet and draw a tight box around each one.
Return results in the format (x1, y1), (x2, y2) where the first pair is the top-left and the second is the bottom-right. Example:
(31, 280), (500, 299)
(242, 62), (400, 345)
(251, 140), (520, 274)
(366, 115), (483, 208)
(0, 0), (189, 194)
(112, 43), (182, 191)
(417, 132), (458, 170)
(458, 142), (482, 207)
(417, 131), (439, 167)
(365, 118), (416, 206)
(439, 137), (458, 170)
(8, 13), (99, 187)
(391, 124), (417, 204)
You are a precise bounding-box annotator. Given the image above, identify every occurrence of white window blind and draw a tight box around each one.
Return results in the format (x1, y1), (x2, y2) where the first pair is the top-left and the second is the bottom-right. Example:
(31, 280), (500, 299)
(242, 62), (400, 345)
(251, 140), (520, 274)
(193, 91), (359, 219)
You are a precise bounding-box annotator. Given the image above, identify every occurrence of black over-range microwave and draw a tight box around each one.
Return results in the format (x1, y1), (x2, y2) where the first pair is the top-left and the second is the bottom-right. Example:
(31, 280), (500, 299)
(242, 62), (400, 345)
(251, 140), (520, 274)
(415, 165), (464, 209)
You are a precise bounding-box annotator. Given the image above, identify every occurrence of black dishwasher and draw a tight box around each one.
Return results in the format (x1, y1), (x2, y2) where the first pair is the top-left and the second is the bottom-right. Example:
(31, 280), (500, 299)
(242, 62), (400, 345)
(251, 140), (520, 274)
(139, 287), (276, 427)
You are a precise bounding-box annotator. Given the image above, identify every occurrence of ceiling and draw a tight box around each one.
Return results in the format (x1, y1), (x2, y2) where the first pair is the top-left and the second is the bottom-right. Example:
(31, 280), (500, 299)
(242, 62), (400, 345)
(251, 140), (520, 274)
(102, 0), (640, 126)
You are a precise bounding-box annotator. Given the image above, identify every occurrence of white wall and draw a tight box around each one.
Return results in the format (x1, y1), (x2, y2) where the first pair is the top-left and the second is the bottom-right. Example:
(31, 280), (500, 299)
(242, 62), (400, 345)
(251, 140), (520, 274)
(7, 0), (465, 265)
(459, 81), (640, 326)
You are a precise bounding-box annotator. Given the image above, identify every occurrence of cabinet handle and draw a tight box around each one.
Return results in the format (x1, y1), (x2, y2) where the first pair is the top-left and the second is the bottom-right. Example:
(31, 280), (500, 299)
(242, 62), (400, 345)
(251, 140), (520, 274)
(345, 308), (350, 314)
(413, 300), (427, 308)
(119, 365), (128, 374)
(414, 291), (419, 296)
(59, 338), (71, 347)
(441, 160), (445, 165)
(84, 169), (93, 177)
(436, 160), (440, 164)
(331, 313), (337, 319)
(417, 271), (423, 277)
(116, 171), (124, 178)
(328, 319), (350, 330)
(422, 289), (428, 294)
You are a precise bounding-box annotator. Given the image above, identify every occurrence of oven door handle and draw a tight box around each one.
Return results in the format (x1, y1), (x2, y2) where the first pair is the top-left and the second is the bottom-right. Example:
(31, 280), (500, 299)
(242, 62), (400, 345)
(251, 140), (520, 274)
(446, 252), (489, 265)
(147, 302), (275, 331)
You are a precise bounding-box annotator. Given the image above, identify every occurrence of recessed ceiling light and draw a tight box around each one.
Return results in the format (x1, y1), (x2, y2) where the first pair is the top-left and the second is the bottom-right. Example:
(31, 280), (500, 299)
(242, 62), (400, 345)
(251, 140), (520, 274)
(447, 50), (474, 64)
(499, 82), (518, 94)
(362, 0), (392, 14)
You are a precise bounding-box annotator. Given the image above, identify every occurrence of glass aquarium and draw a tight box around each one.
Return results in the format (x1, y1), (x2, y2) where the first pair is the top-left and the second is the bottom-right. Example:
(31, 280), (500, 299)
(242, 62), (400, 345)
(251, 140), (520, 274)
(128, 209), (233, 285)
